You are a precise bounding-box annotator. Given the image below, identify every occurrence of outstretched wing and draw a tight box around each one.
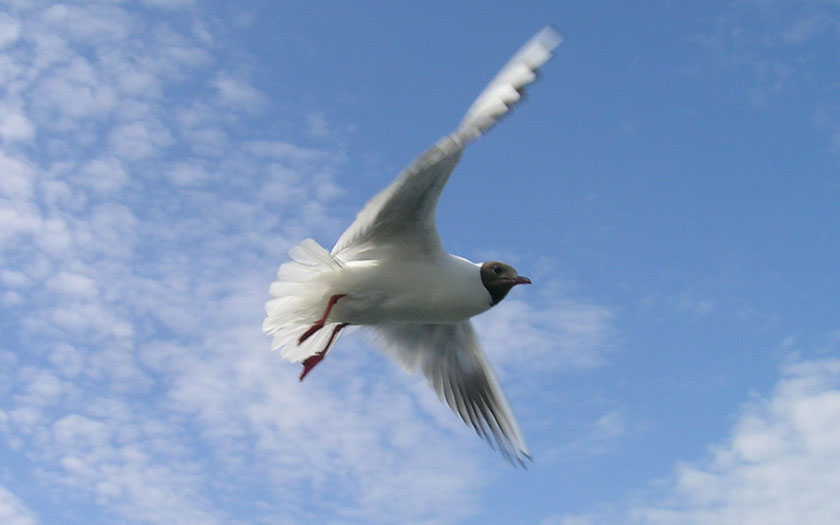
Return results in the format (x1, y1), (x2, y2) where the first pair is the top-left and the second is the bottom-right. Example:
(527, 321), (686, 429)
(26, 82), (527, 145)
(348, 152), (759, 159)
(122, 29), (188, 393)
(331, 135), (465, 260)
(457, 26), (564, 142)
(331, 26), (563, 261)
(371, 321), (530, 466)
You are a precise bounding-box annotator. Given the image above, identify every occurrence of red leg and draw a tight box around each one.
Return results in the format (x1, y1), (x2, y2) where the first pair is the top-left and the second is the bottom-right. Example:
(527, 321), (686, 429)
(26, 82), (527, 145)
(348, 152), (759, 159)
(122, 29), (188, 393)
(299, 323), (348, 381)
(298, 294), (346, 345)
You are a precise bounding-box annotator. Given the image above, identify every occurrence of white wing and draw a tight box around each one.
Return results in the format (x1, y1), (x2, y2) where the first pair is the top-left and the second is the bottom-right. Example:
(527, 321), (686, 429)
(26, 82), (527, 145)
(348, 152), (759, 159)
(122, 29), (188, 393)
(371, 321), (530, 466)
(331, 135), (465, 260)
(457, 26), (564, 142)
(331, 26), (563, 261)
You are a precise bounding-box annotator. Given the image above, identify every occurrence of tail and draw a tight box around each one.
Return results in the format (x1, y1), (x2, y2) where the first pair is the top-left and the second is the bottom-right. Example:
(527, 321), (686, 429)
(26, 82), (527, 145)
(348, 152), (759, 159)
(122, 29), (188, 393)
(263, 239), (346, 364)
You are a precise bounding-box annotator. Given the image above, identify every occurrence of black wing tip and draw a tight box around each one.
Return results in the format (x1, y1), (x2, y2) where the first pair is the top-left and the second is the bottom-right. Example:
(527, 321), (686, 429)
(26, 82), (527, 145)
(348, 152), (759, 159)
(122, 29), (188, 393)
(501, 447), (533, 469)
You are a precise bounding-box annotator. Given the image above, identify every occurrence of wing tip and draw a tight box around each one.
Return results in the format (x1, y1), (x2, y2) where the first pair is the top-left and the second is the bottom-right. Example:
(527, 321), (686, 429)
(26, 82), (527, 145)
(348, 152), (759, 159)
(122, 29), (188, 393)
(493, 438), (532, 468)
(538, 25), (565, 51)
(455, 25), (564, 143)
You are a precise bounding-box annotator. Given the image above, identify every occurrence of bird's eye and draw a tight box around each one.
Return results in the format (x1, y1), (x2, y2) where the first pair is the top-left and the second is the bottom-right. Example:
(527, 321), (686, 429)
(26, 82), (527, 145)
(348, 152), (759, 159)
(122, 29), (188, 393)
(493, 265), (502, 275)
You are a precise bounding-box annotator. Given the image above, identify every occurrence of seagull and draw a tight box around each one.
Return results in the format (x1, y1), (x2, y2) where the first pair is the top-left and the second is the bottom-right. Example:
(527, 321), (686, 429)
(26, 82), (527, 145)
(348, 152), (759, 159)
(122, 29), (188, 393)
(264, 27), (562, 465)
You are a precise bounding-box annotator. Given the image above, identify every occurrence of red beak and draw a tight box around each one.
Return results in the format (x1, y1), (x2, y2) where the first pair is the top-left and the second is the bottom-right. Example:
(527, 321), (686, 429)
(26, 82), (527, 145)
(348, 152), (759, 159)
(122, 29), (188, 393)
(513, 276), (532, 285)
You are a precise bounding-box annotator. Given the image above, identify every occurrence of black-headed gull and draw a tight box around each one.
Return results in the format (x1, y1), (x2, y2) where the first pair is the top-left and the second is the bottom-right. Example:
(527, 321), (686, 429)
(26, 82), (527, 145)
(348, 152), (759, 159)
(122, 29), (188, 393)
(264, 27), (562, 465)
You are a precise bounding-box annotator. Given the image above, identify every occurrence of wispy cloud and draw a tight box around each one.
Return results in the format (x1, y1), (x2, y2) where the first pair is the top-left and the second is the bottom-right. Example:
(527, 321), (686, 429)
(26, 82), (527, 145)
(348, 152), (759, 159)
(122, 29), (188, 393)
(0, 3), (617, 523)
(0, 12), (21, 49)
(693, 1), (840, 152)
(478, 296), (613, 373)
(0, 486), (37, 525)
(0, 2), (359, 522)
(213, 72), (268, 111)
(547, 356), (840, 525)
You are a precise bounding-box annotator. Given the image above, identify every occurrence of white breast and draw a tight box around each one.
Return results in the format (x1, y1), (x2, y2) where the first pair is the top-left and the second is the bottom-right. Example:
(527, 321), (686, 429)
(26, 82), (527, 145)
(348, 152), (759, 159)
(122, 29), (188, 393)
(328, 254), (492, 325)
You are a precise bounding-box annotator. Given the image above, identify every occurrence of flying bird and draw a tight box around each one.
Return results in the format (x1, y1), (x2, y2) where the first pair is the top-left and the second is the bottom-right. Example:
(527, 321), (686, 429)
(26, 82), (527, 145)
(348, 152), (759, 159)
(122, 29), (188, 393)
(264, 27), (562, 465)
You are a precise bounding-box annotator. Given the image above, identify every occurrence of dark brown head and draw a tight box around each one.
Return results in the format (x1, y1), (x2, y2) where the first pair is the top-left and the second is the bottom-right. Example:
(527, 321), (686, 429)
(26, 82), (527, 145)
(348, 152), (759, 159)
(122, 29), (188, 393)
(480, 261), (531, 306)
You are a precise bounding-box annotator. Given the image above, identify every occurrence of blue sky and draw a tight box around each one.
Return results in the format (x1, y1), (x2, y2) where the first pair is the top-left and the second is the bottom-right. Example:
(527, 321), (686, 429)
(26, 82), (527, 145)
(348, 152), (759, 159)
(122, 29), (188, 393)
(1, 1), (839, 524)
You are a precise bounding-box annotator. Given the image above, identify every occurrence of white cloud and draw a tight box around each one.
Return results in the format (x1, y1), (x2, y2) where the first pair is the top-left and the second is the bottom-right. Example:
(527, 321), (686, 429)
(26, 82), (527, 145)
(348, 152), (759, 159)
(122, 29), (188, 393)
(0, 13), (21, 49)
(0, 486), (37, 525)
(477, 296), (613, 373)
(0, 3), (616, 523)
(165, 160), (209, 187)
(0, 202), (41, 247)
(45, 271), (99, 297)
(594, 409), (628, 440)
(0, 151), (34, 199)
(47, 343), (85, 378)
(1, 291), (23, 307)
(0, 111), (34, 142)
(108, 119), (174, 160)
(213, 72), (268, 111)
(694, 1), (840, 153)
(244, 139), (336, 165)
(15, 368), (66, 407)
(306, 112), (330, 139)
(0, 3), (485, 523)
(79, 157), (129, 193)
(550, 358), (840, 525)
(33, 56), (118, 124)
(142, 0), (195, 9)
(42, 406), (224, 525)
(39, 4), (133, 45)
(541, 514), (596, 525)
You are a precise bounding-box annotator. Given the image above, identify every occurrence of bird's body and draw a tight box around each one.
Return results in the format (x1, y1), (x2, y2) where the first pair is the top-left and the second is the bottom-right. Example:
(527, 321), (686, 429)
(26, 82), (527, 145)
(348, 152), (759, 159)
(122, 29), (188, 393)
(328, 255), (491, 325)
(264, 27), (563, 465)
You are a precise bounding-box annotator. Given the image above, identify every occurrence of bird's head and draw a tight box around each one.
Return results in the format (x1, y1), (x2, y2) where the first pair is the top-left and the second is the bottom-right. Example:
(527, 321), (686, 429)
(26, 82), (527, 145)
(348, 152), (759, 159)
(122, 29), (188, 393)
(480, 261), (531, 306)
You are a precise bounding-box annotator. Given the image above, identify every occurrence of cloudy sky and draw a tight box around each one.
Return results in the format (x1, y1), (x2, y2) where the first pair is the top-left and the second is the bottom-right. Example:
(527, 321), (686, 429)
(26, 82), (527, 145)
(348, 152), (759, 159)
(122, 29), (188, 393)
(1, 1), (839, 524)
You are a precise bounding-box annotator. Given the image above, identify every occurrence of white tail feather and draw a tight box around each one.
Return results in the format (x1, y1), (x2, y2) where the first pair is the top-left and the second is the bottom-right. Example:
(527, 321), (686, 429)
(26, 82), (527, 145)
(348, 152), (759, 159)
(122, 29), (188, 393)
(263, 239), (345, 363)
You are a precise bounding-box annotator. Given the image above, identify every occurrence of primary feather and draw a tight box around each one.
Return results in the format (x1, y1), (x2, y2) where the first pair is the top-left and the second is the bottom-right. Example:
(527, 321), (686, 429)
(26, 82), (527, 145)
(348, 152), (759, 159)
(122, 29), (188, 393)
(331, 26), (563, 263)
